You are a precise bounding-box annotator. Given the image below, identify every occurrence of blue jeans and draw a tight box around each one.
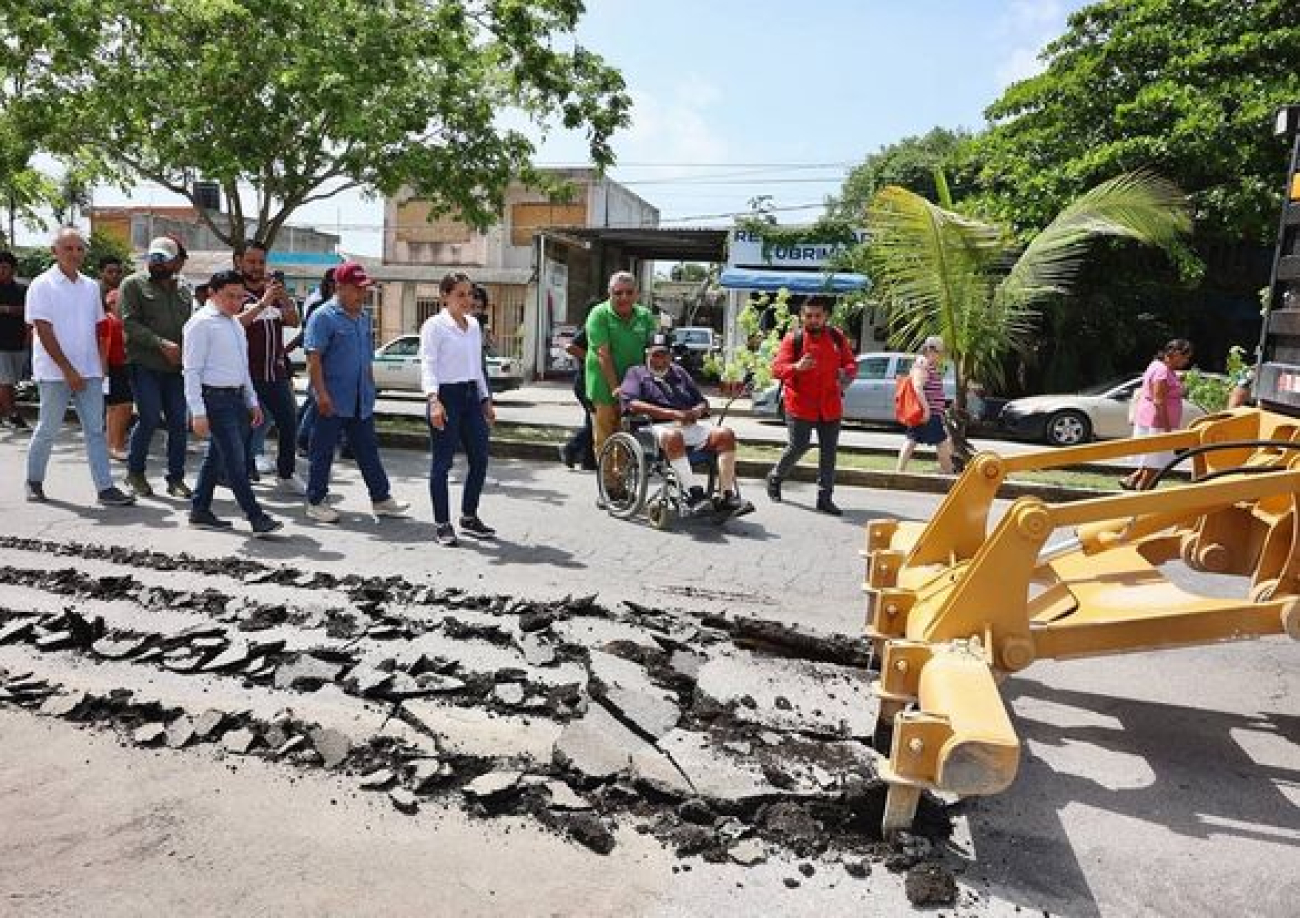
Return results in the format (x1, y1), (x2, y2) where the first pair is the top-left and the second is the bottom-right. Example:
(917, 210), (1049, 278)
(128, 365), (188, 481)
(27, 378), (113, 492)
(769, 416), (842, 493)
(247, 378), (298, 478)
(307, 412), (390, 505)
(192, 387), (267, 522)
(296, 388), (317, 452)
(427, 381), (490, 524)
(562, 389), (595, 468)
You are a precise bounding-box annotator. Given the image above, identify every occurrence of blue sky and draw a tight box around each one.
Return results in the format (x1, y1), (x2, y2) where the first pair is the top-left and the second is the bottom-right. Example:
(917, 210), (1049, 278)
(93, 0), (1090, 255)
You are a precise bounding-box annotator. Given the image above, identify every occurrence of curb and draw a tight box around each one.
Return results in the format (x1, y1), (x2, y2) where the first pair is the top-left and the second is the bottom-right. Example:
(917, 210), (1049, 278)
(373, 429), (1108, 504)
(10, 402), (1108, 504)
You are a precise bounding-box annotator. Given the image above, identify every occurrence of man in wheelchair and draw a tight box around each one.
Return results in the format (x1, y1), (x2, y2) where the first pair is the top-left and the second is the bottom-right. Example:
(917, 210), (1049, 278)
(618, 335), (754, 520)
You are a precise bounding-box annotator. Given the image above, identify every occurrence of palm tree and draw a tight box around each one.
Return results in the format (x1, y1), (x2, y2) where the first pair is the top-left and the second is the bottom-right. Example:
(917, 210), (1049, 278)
(863, 171), (1191, 419)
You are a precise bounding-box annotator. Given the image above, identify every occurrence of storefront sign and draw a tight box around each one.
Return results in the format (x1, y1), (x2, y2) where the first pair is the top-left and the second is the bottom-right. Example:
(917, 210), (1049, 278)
(727, 229), (867, 270)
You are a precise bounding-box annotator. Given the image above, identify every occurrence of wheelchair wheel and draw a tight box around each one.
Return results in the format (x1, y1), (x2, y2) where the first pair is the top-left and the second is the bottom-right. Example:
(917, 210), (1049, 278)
(646, 497), (672, 530)
(598, 432), (649, 519)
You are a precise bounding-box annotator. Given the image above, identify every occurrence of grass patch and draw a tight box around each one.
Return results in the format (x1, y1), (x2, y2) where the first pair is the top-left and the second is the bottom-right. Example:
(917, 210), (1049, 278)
(376, 416), (1120, 491)
(736, 443), (1119, 491)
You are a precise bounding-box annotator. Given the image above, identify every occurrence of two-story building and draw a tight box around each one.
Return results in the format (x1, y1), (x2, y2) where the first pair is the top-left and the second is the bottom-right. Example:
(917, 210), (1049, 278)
(374, 168), (661, 378)
(88, 205), (342, 299)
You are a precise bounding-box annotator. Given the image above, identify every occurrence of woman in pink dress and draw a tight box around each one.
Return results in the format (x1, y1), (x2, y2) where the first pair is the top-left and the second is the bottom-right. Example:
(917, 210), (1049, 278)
(1120, 338), (1193, 491)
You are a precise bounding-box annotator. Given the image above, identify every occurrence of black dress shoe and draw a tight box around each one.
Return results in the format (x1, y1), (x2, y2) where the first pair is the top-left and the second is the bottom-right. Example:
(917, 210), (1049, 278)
(816, 494), (843, 516)
(765, 475), (782, 502)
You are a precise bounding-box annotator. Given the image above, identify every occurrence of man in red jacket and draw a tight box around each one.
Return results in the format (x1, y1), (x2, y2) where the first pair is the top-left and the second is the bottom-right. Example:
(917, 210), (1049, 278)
(765, 297), (857, 515)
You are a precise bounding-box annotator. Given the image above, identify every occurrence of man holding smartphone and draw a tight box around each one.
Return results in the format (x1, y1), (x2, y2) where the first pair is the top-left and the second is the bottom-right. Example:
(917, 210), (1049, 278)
(765, 297), (857, 515)
(236, 241), (305, 494)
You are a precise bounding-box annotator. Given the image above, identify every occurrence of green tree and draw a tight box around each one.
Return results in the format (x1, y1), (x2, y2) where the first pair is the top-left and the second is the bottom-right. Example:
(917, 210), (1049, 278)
(864, 172), (1191, 414)
(834, 127), (980, 219)
(4, 0), (630, 251)
(975, 0), (1300, 245)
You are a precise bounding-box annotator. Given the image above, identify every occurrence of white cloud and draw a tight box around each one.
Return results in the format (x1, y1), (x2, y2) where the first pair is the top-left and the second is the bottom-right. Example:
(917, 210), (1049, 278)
(617, 79), (729, 166)
(994, 0), (1071, 89)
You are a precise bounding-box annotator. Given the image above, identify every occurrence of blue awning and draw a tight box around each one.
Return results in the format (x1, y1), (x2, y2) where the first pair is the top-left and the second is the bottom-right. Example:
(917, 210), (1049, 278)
(719, 268), (870, 293)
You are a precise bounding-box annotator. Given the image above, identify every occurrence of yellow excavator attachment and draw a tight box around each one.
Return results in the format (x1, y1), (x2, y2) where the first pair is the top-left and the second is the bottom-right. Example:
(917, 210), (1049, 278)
(864, 408), (1300, 836)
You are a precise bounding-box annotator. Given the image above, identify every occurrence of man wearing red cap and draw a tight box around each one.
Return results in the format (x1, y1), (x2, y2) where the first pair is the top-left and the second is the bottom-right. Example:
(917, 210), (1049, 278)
(301, 261), (409, 523)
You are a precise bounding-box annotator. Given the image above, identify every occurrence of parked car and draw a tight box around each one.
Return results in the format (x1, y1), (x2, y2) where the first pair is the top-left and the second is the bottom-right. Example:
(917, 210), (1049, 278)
(670, 326), (721, 376)
(752, 352), (956, 425)
(998, 373), (1220, 446)
(371, 334), (522, 394)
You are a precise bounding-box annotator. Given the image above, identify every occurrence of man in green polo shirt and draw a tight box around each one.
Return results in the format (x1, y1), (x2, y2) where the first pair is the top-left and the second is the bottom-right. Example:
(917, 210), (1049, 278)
(585, 270), (656, 453)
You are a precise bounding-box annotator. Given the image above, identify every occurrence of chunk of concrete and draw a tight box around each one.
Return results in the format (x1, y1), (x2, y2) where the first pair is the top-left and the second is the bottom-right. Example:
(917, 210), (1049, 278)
(543, 781), (592, 811)
(728, 837), (764, 863)
(274, 654), (345, 691)
(34, 630), (75, 651)
(222, 728), (259, 755)
(359, 768), (396, 789)
(310, 727), (351, 768)
(40, 692), (87, 719)
(518, 636), (557, 668)
(463, 770), (522, 800)
(0, 617), (39, 645)
(133, 723), (167, 745)
(638, 730), (788, 805)
(193, 709), (226, 740)
(695, 653), (875, 737)
(408, 758), (453, 793)
(165, 716), (196, 749)
(415, 674), (466, 693)
(389, 788), (419, 814)
(91, 636), (149, 660)
(588, 650), (681, 739)
(493, 683), (525, 706)
(342, 664), (394, 697)
(554, 704), (666, 782)
(201, 641), (251, 672)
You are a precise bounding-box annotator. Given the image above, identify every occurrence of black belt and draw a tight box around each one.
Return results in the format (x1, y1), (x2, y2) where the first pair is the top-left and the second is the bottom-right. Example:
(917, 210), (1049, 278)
(202, 385), (244, 393)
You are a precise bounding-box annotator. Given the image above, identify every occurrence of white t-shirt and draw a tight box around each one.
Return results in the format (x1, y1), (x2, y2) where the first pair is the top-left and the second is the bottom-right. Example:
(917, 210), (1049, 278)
(26, 265), (105, 382)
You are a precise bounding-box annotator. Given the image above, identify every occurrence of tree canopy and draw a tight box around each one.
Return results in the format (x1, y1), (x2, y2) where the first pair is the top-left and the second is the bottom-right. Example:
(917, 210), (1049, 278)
(1, 0), (630, 250)
(975, 0), (1300, 243)
(864, 172), (1190, 410)
(833, 127), (980, 218)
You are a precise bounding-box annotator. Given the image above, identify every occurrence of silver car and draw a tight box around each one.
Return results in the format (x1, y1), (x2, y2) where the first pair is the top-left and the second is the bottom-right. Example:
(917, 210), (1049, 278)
(752, 352), (956, 424)
(372, 334), (521, 394)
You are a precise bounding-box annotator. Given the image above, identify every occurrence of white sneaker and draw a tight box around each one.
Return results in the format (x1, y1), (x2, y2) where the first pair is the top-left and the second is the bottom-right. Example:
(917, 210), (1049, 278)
(255, 454), (275, 474)
(277, 474), (307, 495)
(372, 497), (410, 518)
(305, 501), (341, 523)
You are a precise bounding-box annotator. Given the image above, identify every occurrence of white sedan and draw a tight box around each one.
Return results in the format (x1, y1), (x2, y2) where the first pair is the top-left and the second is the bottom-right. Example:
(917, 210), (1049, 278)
(998, 375), (1215, 446)
(372, 334), (522, 394)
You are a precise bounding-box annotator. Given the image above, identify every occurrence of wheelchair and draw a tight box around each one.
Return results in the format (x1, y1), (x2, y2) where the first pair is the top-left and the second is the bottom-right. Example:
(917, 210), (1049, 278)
(596, 417), (734, 529)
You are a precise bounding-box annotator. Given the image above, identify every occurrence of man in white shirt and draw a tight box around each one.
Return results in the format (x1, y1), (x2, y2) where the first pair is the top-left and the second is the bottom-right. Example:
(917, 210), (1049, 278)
(182, 269), (282, 537)
(24, 227), (136, 507)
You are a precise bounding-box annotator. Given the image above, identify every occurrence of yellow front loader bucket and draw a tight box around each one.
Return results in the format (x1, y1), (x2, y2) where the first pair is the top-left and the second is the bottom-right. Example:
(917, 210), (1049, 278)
(864, 408), (1300, 836)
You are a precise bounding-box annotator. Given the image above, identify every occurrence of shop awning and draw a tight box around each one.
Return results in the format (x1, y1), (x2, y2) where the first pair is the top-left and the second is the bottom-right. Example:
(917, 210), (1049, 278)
(719, 268), (870, 293)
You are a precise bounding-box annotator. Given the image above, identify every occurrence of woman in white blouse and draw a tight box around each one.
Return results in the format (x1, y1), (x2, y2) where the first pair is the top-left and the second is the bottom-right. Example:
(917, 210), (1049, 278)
(419, 272), (496, 546)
